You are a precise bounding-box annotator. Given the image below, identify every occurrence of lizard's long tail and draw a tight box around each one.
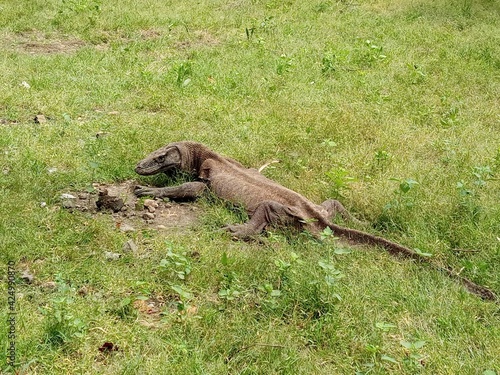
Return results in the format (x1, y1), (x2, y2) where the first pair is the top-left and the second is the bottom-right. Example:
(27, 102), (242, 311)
(327, 223), (497, 301)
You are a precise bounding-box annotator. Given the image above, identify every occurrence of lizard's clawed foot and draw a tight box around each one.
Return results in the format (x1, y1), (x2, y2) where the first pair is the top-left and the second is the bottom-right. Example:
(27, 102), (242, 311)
(224, 224), (260, 240)
(134, 185), (160, 198)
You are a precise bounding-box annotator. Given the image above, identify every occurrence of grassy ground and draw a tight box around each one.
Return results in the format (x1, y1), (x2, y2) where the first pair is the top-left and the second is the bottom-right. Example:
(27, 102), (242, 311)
(1, 0), (499, 373)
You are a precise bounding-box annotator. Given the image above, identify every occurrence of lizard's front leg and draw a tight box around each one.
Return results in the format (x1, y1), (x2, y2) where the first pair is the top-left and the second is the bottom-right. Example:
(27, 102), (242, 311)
(134, 181), (207, 199)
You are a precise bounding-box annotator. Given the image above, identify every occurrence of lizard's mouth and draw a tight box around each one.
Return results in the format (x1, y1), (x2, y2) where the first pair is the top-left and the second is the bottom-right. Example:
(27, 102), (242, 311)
(135, 163), (177, 175)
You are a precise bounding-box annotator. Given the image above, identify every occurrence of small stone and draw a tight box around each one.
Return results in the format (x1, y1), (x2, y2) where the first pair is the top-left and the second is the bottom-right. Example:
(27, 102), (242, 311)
(42, 281), (57, 289)
(47, 167), (58, 174)
(95, 131), (108, 138)
(104, 251), (121, 260)
(78, 286), (89, 296)
(156, 225), (167, 230)
(96, 189), (124, 213)
(123, 239), (138, 253)
(21, 81), (31, 89)
(21, 270), (34, 284)
(143, 212), (155, 220)
(61, 193), (77, 199)
(60, 193), (77, 209)
(144, 199), (158, 213)
(34, 114), (47, 124)
(40, 201), (47, 208)
(119, 223), (135, 232)
(62, 199), (76, 209)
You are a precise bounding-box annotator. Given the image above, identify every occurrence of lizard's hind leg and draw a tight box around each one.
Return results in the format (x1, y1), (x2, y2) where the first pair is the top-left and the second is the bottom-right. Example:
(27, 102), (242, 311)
(225, 200), (300, 239)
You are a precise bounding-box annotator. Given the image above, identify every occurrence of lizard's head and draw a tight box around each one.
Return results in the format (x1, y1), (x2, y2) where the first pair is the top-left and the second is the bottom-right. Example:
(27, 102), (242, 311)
(135, 144), (182, 176)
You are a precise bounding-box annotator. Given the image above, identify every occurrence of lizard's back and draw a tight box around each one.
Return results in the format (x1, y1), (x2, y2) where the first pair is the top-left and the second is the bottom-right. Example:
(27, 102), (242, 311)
(201, 158), (329, 225)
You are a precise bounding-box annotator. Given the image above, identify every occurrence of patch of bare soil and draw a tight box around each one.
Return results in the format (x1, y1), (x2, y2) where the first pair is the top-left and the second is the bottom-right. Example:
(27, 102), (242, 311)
(0, 118), (19, 126)
(5, 28), (162, 55)
(7, 30), (86, 54)
(139, 29), (162, 40)
(62, 180), (201, 232)
(174, 30), (220, 49)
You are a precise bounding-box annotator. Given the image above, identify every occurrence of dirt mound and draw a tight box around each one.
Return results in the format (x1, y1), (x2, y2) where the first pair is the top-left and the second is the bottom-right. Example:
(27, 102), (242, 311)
(61, 180), (201, 232)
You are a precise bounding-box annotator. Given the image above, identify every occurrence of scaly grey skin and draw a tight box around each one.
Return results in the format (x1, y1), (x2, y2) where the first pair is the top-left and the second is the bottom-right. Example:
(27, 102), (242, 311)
(134, 141), (496, 301)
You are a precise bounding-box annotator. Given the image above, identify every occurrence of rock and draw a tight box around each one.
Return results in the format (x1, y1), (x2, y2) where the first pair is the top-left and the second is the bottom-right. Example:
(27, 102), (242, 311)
(123, 239), (138, 253)
(96, 189), (124, 213)
(95, 131), (108, 138)
(61, 193), (77, 199)
(104, 251), (121, 260)
(119, 223), (135, 233)
(142, 212), (155, 220)
(62, 199), (76, 209)
(34, 114), (47, 124)
(61, 193), (77, 209)
(144, 199), (158, 213)
(40, 201), (47, 208)
(42, 281), (57, 289)
(78, 286), (89, 296)
(157, 225), (167, 230)
(21, 270), (34, 284)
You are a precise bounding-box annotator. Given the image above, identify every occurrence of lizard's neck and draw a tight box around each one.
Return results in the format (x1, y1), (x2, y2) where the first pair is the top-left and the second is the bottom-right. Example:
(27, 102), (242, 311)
(180, 142), (223, 175)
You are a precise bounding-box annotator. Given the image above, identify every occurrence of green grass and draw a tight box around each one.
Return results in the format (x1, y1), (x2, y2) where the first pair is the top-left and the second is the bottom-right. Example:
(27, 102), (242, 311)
(1, 0), (499, 373)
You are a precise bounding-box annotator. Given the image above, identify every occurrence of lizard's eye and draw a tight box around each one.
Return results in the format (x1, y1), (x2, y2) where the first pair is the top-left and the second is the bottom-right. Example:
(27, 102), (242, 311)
(156, 155), (165, 163)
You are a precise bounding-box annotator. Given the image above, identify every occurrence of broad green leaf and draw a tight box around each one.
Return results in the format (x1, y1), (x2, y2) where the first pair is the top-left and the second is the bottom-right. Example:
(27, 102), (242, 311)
(414, 248), (433, 257)
(381, 355), (398, 364)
